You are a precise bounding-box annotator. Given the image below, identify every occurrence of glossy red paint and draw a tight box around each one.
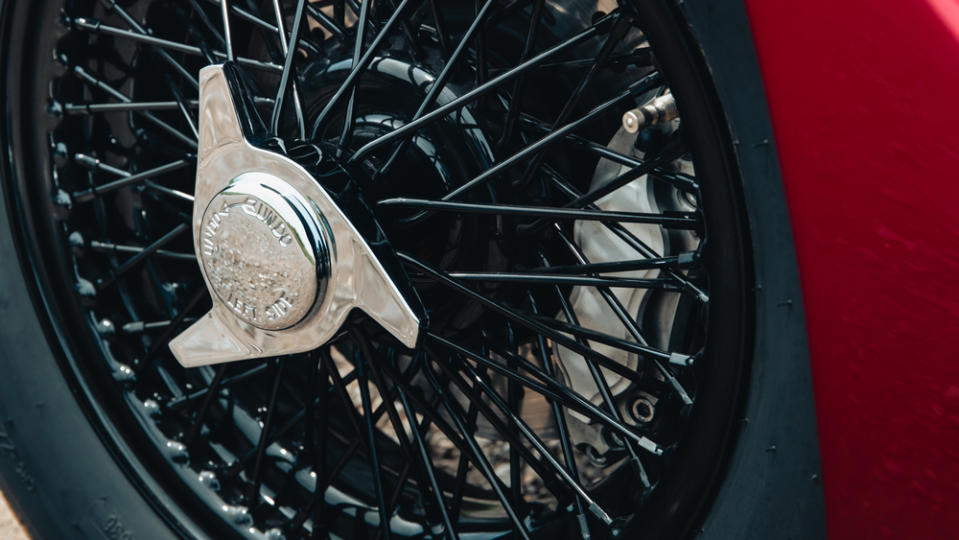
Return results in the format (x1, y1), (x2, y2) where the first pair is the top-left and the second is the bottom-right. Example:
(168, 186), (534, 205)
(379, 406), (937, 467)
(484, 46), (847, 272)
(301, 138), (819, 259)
(743, 1), (959, 538)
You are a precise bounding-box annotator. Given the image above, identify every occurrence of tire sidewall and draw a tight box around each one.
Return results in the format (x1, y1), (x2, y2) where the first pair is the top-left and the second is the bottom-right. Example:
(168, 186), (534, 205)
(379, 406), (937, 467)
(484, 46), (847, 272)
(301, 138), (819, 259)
(0, 0), (204, 537)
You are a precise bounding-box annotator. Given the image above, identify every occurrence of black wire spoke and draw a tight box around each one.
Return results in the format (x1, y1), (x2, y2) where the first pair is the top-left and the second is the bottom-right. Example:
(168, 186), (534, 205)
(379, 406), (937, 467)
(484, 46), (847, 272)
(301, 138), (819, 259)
(428, 0), (452, 58)
(430, 345), (615, 525)
(388, 0), (424, 61)
(249, 360), (288, 502)
(291, 437), (361, 533)
(352, 336), (393, 537)
(372, 357), (490, 522)
(333, 0), (347, 27)
(518, 113), (700, 192)
(528, 293), (592, 538)
(544, 169), (710, 302)
(403, 70), (662, 210)
(270, 0), (308, 138)
(391, 371), (458, 537)
(493, 47), (655, 75)
(532, 253), (700, 274)
(443, 271), (681, 290)
(183, 365), (228, 444)
(308, 350), (330, 538)
(88, 239), (195, 262)
(69, 155), (191, 200)
(208, 0), (324, 57)
(347, 12), (615, 163)
(498, 0), (546, 147)
(136, 286), (209, 374)
(165, 75), (200, 140)
(360, 346), (446, 537)
(336, 0), (372, 150)
(417, 364), (532, 539)
(70, 17), (282, 72)
(513, 15), (634, 189)
(121, 317), (198, 334)
(399, 252), (675, 387)
(95, 223), (188, 289)
(473, 0), (489, 89)
(62, 96), (273, 114)
(165, 361), (270, 410)
(71, 66), (199, 149)
(304, 3), (347, 40)
(447, 351), (483, 524)
(310, 0), (418, 139)
(376, 197), (700, 228)
(426, 347), (568, 506)
(218, 0), (235, 60)
(323, 349), (378, 447)
(551, 229), (694, 404)
(189, 0), (226, 45)
(560, 145), (687, 211)
(374, 0), (497, 177)
(530, 312), (682, 365)
(505, 324), (523, 511)
(426, 332), (661, 455)
(514, 143), (687, 238)
(535, 254), (655, 486)
(63, 101), (197, 114)
(95, 0), (200, 88)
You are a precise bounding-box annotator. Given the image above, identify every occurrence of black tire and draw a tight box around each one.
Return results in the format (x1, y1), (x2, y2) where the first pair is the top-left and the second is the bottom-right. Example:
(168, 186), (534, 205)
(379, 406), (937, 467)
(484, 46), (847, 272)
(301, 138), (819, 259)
(0, 200), (202, 539)
(0, 0), (825, 538)
(0, 1), (206, 536)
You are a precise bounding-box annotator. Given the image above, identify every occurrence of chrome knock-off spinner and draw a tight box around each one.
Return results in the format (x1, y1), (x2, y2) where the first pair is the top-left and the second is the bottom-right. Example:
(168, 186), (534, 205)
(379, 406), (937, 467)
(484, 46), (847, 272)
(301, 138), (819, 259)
(170, 64), (420, 367)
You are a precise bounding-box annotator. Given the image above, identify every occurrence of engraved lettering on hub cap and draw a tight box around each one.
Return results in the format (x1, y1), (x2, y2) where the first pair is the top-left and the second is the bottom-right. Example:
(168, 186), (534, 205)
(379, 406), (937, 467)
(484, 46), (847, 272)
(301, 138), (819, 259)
(198, 172), (329, 331)
(242, 197), (294, 247)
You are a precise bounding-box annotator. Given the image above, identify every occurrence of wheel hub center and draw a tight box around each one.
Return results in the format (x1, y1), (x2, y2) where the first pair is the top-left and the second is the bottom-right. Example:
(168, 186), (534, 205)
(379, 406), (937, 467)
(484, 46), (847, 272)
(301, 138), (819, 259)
(170, 63), (419, 367)
(199, 172), (330, 331)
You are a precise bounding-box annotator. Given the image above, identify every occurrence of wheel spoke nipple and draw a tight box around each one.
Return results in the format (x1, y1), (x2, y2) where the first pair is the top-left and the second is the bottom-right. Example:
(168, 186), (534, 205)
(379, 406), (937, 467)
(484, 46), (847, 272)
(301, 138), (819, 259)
(588, 502), (613, 525)
(53, 189), (73, 216)
(669, 352), (693, 367)
(577, 512), (592, 540)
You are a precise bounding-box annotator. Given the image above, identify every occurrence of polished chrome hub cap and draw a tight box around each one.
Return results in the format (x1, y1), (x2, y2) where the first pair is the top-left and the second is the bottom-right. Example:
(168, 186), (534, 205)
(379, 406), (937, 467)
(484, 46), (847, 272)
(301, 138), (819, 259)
(170, 64), (419, 367)
(199, 172), (330, 331)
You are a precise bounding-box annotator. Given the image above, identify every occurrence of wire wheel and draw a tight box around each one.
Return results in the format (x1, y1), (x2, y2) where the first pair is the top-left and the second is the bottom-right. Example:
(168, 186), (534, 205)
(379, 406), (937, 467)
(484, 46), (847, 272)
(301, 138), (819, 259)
(8, 0), (750, 537)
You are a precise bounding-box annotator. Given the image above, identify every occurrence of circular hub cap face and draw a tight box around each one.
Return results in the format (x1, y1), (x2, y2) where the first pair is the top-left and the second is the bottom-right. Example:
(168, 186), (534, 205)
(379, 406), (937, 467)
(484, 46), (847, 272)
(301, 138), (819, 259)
(199, 172), (328, 331)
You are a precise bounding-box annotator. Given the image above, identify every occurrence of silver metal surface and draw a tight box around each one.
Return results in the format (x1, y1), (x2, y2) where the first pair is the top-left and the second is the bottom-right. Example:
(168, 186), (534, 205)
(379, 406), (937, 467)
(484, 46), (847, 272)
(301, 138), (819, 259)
(170, 64), (420, 367)
(556, 119), (698, 451)
(555, 126), (662, 409)
(622, 92), (677, 134)
(199, 172), (329, 331)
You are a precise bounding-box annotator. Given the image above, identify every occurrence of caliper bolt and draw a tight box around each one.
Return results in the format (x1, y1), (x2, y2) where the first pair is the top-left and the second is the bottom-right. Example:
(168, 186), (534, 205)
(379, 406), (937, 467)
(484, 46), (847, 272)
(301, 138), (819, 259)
(584, 445), (609, 467)
(629, 397), (656, 424)
(622, 92), (678, 134)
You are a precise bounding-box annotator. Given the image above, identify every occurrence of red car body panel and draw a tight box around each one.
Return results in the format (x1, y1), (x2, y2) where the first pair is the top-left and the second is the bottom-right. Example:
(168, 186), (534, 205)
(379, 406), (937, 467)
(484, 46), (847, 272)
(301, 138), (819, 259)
(743, 1), (959, 537)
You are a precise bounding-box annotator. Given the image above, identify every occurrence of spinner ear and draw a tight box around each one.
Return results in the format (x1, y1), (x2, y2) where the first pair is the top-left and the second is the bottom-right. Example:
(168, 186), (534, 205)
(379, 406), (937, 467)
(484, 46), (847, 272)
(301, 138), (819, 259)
(170, 310), (259, 367)
(196, 64), (247, 163)
(171, 65), (420, 368)
(350, 239), (421, 350)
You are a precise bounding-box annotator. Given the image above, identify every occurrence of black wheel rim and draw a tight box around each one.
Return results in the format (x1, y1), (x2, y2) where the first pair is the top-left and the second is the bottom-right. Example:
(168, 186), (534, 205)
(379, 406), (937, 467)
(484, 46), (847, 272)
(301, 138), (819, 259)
(2, 0), (751, 538)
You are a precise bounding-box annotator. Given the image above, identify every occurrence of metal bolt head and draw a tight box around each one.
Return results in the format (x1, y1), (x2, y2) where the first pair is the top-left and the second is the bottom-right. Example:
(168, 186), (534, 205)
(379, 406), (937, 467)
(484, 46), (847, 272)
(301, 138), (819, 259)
(629, 397), (655, 424)
(622, 109), (643, 133)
